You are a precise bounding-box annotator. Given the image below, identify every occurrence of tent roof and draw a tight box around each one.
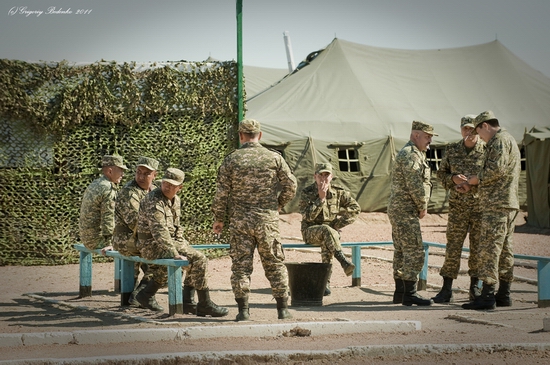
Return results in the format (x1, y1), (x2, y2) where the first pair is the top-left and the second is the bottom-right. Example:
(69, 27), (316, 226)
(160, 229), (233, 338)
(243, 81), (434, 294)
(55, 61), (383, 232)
(247, 38), (550, 145)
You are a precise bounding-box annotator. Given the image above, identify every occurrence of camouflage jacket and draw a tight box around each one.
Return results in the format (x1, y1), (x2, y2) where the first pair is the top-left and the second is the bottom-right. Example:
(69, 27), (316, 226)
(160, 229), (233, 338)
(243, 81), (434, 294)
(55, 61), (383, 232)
(79, 175), (117, 247)
(299, 182), (360, 232)
(388, 140), (432, 214)
(211, 141), (297, 222)
(136, 187), (187, 258)
(478, 129), (521, 211)
(437, 139), (485, 206)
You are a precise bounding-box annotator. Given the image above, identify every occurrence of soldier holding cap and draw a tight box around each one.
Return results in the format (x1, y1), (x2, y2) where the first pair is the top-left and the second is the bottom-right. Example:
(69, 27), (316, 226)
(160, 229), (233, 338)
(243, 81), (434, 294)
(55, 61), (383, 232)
(136, 168), (228, 317)
(113, 156), (160, 306)
(211, 118), (297, 321)
(79, 154), (128, 253)
(432, 115), (485, 304)
(299, 162), (360, 296)
(461, 110), (520, 310)
(387, 121), (437, 307)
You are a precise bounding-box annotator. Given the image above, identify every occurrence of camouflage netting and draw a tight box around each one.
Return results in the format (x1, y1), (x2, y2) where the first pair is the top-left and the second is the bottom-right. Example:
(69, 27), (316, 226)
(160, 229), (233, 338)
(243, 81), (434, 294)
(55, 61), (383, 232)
(0, 59), (240, 266)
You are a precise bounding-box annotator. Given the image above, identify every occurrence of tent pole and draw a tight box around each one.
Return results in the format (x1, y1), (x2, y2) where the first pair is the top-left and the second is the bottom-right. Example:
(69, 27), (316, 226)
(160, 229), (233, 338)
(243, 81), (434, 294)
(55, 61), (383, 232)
(236, 0), (244, 122)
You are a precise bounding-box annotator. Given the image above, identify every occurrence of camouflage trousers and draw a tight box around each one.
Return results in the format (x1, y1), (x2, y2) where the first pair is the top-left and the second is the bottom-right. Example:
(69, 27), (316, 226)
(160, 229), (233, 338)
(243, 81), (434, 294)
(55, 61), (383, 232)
(388, 211), (425, 281)
(440, 204), (482, 279)
(116, 238), (150, 284)
(229, 218), (289, 299)
(301, 224), (343, 263)
(81, 235), (111, 250)
(477, 209), (517, 285)
(139, 240), (208, 289)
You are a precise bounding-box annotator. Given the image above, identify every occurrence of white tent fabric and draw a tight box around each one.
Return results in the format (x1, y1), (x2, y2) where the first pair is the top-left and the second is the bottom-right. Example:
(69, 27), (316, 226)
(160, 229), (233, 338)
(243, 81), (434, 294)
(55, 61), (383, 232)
(246, 38), (550, 213)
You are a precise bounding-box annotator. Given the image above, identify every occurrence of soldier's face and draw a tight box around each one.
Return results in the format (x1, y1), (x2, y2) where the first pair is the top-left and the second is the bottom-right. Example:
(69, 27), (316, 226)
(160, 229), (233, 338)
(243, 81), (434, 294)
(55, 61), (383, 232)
(135, 166), (156, 190)
(461, 126), (477, 143)
(108, 166), (125, 184)
(161, 181), (182, 200)
(412, 131), (432, 152)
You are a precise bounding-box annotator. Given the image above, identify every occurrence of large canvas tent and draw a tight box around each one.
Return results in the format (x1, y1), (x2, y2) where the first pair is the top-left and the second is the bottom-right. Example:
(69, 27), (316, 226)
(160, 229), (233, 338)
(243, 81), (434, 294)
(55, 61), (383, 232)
(246, 38), (550, 213)
(524, 127), (550, 228)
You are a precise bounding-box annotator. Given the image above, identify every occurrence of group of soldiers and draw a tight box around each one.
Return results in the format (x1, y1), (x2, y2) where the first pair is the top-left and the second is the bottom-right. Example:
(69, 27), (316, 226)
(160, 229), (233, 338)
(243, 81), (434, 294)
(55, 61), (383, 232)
(79, 111), (520, 321)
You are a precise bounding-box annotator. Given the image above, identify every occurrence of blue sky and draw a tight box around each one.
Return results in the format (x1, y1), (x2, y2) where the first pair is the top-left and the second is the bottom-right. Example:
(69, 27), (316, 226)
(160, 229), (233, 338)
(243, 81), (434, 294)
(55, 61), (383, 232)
(1, 0), (549, 77)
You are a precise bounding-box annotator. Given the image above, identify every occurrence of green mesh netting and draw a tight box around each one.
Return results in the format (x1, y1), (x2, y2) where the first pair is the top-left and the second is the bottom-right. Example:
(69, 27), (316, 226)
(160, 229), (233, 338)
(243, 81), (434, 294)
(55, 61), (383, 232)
(0, 59), (239, 266)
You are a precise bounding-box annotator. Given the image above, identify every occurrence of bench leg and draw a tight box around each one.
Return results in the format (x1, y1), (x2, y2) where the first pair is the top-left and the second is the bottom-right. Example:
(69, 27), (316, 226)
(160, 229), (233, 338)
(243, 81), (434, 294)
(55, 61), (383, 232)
(538, 260), (550, 308)
(114, 258), (121, 293)
(351, 246), (361, 287)
(167, 266), (183, 315)
(417, 244), (429, 291)
(79, 251), (93, 298)
(120, 259), (135, 306)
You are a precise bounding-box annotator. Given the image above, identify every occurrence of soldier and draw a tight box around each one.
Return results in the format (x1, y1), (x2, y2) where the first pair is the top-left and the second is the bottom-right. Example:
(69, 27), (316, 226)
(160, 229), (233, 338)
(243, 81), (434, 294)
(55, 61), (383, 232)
(79, 154), (128, 254)
(211, 119), (297, 321)
(135, 168), (228, 317)
(388, 121), (437, 307)
(432, 115), (485, 303)
(462, 110), (520, 310)
(113, 156), (159, 306)
(299, 162), (360, 296)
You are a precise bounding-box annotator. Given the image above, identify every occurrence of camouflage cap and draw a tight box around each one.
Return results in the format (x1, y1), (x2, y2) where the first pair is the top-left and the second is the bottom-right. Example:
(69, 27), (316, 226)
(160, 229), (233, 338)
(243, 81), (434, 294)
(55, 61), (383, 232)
(136, 156), (159, 171)
(101, 155), (128, 170)
(238, 119), (261, 134)
(315, 162), (333, 175)
(162, 167), (185, 186)
(471, 110), (498, 135)
(412, 120), (438, 136)
(460, 114), (477, 128)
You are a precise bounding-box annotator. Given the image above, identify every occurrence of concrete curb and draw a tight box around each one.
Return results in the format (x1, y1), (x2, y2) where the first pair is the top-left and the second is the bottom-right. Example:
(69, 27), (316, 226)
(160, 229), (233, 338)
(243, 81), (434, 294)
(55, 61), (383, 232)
(2, 342), (550, 364)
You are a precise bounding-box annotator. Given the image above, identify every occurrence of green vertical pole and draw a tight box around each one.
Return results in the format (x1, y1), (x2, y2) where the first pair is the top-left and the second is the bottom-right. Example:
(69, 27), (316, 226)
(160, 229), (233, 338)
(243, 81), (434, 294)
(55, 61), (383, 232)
(236, 0), (244, 122)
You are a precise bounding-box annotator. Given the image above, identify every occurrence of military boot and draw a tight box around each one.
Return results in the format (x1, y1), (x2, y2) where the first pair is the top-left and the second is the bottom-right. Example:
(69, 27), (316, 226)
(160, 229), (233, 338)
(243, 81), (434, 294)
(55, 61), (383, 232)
(235, 296), (250, 321)
(469, 277), (482, 301)
(462, 282), (496, 310)
(196, 289), (229, 317)
(393, 278), (404, 304)
(432, 277), (454, 303)
(402, 280), (433, 306)
(182, 285), (197, 314)
(276, 296), (292, 319)
(495, 281), (512, 307)
(334, 250), (355, 276)
(129, 276), (149, 307)
(324, 266), (332, 296)
(135, 279), (164, 312)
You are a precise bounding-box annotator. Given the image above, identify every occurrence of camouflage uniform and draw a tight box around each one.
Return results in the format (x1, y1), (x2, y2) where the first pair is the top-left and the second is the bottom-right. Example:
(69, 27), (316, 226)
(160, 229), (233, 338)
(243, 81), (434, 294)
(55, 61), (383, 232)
(387, 140), (432, 281)
(476, 129), (520, 285)
(136, 187), (208, 289)
(211, 141), (297, 299)
(79, 175), (118, 250)
(300, 182), (360, 263)
(436, 139), (485, 279)
(114, 179), (150, 256)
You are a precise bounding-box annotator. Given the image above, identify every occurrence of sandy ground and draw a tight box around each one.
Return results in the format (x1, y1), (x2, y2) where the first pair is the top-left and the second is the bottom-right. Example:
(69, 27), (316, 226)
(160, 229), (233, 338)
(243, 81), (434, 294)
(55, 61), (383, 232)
(1, 211), (550, 364)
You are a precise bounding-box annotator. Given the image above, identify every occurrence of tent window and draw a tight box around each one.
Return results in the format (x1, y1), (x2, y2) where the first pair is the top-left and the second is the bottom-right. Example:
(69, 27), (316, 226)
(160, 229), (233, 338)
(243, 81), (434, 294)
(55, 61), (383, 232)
(520, 146), (526, 171)
(425, 147), (445, 171)
(337, 149), (360, 172)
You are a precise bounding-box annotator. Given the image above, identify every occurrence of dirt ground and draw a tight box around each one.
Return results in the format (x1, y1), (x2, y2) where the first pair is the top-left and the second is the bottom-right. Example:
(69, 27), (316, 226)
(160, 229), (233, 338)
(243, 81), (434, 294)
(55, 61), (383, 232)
(1, 211), (550, 364)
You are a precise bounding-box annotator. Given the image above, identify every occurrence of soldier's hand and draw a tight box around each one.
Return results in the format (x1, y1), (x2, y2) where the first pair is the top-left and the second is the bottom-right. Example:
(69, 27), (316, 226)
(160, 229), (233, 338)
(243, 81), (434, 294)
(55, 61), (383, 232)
(212, 221), (224, 234)
(419, 209), (427, 219)
(101, 245), (113, 256)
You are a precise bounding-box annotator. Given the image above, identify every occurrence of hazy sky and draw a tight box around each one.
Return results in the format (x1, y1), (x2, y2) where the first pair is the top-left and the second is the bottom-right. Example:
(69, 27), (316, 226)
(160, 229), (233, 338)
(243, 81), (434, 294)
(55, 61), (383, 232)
(2, 0), (549, 77)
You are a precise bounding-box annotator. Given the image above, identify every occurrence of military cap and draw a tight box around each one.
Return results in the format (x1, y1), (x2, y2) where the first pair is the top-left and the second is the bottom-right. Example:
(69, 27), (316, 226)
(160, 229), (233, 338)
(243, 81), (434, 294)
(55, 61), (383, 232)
(102, 155), (128, 170)
(238, 119), (261, 133)
(136, 156), (159, 171)
(162, 167), (185, 186)
(471, 110), (498, 135)
(460, 114), (477, 128)
(412, 121), (438, 136)
(315, 162), (333, 175)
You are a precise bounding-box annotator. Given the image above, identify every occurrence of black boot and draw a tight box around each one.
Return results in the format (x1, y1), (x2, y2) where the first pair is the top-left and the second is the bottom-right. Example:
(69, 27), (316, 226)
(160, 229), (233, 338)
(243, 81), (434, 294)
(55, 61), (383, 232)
(135, 279), (164, 312)
(196, 289), (229, 317)
(432, 277), (454, 303)
(182, 285), (197, 314)
(469, 277), (482, 301)
(324, 266), (332, 296)
(129, 276), (149, 307)
(276, 296), (292, 319)
(462, 282), (496, 310)
(235, 297), (250, 321)
(402, 280), (433, 306)
(495, 281), (512, 307)
(334, 250), (355, 276)
(393, 278), (404, 304)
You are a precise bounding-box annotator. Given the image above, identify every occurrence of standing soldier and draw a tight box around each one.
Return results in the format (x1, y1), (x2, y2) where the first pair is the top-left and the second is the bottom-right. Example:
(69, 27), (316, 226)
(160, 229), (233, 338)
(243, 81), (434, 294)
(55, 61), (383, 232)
(113, 156), (159, 305)
(79, 154), (128, 254)
(432, 115), (485, 303)
(211, 119), (297, 321)
(136, 168), (228, 317)
(388, 121), (437, 307)
(462, 110), (520, 310)
(300, 162), (360, 296)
